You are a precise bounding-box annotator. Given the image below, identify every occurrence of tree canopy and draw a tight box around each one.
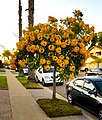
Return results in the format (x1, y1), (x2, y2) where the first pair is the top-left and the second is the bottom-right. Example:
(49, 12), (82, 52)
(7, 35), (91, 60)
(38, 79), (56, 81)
(10, 10), (95, 80)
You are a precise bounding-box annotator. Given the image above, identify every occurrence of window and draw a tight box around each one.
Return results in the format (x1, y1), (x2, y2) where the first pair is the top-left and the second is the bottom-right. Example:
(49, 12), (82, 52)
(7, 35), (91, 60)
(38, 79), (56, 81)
(90, 53), (94, 55)
(73, 79), (84, 88)
(96, 51), (101, 56)
(83, 80), (95, 91)
(95, 81), (102, 95)
(43, 67), (54, 73)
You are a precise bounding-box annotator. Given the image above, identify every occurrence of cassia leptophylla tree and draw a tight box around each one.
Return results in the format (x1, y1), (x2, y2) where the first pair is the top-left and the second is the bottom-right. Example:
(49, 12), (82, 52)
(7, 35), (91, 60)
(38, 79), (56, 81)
(15, 10), (95, 98)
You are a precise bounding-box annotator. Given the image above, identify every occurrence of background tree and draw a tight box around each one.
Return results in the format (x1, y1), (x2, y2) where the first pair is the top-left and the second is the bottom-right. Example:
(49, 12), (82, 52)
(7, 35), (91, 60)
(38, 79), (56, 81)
(12, 10), (95, 99)
(98, 32), (102, 46)
(2, 50), (11, 60)
(89, 33), (98, 49)
(28, 0), (34, 26)
(90, 58), (102, 68)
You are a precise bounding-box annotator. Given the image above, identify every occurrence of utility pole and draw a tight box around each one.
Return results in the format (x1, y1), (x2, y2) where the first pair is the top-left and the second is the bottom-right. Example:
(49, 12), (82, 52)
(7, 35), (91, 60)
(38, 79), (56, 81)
(28, 0), (34, 26)
(18, 0), (22, 40)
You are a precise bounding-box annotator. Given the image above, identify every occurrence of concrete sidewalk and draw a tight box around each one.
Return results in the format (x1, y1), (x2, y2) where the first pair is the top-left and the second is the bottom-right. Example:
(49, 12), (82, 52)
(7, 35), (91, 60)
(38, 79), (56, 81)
(6, 69), (51, 120)
(5, 69), (95, 120)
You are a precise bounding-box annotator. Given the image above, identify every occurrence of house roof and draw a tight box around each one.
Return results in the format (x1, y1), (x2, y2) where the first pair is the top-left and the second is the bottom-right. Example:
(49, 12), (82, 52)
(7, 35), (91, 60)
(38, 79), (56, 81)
(88, 45), (102, 52)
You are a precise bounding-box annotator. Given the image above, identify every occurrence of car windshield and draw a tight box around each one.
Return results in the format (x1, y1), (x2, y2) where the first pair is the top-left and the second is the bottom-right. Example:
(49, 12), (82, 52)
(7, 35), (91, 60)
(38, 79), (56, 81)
(93, 68), (102, 72)
(23, 66), (28, 69)
(99, 68), (102, 71)
(94, 81), (102, 95)
(43, 68), (54, 73)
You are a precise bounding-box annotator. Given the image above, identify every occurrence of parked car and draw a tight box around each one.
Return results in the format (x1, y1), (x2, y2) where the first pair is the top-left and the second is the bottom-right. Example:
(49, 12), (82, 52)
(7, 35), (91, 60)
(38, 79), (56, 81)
(86, 68), (102, 76)
(66, 76), (102, 120)
(15, 66), (29, 75)
(22, 66), (29, 75)
(5, 64), (10, 69)
(80, 66), (88, 72)
(35, 67), (63, 86)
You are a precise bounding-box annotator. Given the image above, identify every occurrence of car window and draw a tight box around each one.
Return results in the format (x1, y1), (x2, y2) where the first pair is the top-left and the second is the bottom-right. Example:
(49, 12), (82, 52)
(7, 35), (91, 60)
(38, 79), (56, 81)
(83, 80), (95, 91)
(38, 68), (42, 73)
(99, 68), (102, 71)
(43, 68), (54, 73)
(73, 79), (84, 88)
(23, 66), (28, 69)
(93, 68), (102, 72)
(94, 81), (102, 95)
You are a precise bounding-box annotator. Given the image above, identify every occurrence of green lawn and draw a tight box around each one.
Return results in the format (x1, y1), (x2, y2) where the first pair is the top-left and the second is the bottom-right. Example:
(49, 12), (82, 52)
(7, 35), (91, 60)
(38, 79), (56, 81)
(16, 76), (43, 89)
(37, 98), (82, 118)
(0, 76), (8, 89)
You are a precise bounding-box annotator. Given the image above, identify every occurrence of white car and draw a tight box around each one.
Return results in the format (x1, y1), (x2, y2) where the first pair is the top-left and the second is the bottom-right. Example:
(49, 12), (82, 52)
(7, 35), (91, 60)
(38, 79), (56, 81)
(35, 67), (63, 86)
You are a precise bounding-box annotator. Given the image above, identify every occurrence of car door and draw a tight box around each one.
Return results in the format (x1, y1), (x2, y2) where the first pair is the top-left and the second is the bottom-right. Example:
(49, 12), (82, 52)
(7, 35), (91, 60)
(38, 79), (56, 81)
(36, 68), (43, 82)
(71, 79), (85, 104)
(81, 79), (98, 112)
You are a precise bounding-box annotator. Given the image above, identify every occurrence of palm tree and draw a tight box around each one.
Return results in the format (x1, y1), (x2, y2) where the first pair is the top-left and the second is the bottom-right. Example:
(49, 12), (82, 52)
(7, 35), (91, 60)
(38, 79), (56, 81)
(28, 0), (34, 26)
(18, 0), (22, 39)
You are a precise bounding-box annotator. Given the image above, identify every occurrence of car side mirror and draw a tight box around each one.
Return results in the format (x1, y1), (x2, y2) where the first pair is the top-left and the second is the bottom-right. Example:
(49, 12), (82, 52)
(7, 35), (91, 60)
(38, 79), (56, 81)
(88, 90), (97, 96)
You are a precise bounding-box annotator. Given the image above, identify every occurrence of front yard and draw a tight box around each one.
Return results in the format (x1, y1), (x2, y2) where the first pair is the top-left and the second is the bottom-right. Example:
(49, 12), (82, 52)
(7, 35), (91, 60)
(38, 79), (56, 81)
(0, 76), (8, 89)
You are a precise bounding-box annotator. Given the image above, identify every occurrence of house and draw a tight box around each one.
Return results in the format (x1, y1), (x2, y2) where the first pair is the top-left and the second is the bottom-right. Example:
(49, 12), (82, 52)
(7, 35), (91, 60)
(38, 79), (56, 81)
(85, 46), (102, 70)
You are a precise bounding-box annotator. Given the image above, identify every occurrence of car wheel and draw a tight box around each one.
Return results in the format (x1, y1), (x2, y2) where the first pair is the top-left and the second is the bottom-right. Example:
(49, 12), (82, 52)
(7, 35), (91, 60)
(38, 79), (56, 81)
(42, 79), (46, 86)
(60, 82), (64, 85)
(99, 108), (102, 120)
(67, 93), (74, 104)
(36, 75), (39, 83)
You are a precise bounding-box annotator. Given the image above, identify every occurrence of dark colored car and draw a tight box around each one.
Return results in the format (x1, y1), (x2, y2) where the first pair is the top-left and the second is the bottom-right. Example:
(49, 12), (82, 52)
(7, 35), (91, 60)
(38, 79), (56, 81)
(86, 68), (102, 76)
(23, 66), (29, 75)
(15, 66), (29, 75)
(66, 76), (102, 120)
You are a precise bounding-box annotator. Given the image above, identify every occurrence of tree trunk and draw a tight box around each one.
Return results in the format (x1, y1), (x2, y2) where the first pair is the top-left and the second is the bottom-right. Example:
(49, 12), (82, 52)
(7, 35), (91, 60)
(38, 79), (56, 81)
(18, 67), (24, 77)
(52, 66), (56, 99)
(97, 62), (99, 68)
(28, 69), (38, 83)
(18, 0), (22, 39)
(28, 0), (34, 26)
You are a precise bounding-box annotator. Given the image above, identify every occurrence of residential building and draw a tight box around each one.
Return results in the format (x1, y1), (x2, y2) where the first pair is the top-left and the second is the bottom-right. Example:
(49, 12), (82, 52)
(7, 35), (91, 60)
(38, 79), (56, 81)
(85, 46), (102, 70)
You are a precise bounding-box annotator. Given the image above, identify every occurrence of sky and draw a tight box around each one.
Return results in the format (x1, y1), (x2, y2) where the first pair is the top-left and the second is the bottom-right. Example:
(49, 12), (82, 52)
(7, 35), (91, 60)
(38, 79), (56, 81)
(0, 0), (102, 55)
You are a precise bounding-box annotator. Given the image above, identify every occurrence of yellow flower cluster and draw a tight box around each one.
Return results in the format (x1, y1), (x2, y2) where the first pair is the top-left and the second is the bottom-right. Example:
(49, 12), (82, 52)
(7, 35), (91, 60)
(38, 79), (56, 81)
(70, 66), (75, 71)
(48, 45), (55, 51)
(18, 60), (25, 67)
(16, 40), (27, 50)
(26, 45), (39, 53)
(16, 10), (95, 79)
(40, 40), (47, 46)
(40, 58), (46, 65)
(10, 58), (16, 69)
(44, 65), (51, 71)
(71, 39), (78, 46)
(68, 17), (76, 23)
(70, 73), (75, 79)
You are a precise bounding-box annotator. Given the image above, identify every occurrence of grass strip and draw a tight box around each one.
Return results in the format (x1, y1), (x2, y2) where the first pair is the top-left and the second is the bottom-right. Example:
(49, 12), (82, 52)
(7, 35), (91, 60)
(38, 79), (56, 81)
(0, 76), (8, 89)
(16, 76), (43, 89)
(37, 98), (82, 118)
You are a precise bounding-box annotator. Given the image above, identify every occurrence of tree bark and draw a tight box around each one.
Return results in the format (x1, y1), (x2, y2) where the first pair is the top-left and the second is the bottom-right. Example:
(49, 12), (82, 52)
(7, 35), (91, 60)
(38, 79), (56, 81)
(52, 66), (56, 99)
(18, 0), (22, 39)
(28, 0), (34, 26)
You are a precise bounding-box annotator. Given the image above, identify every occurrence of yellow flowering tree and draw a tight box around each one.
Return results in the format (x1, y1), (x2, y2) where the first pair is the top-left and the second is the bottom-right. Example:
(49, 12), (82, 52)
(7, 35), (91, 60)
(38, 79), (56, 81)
(14, 10), (95, 99)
